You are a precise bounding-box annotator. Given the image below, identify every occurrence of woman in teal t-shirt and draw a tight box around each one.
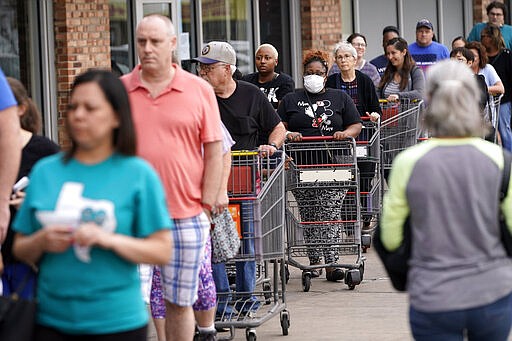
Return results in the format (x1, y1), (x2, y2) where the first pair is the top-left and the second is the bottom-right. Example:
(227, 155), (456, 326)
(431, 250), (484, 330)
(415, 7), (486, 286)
(12, 70), (173, 340)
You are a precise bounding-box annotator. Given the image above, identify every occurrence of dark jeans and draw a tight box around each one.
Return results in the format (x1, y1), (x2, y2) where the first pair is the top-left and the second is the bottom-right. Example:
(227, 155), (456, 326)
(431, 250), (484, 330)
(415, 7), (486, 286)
(2, 262), (36, 299)
(409, 292), (512, 341)
(212, 201), (256, 297)
(34, 325), (147, 341)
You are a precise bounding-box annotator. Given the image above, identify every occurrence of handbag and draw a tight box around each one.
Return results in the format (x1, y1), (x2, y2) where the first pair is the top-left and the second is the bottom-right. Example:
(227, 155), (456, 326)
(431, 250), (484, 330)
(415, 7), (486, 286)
(0, 273), (37, 341)
(211, 208), (241, 264)
(373, 216), (412, 292)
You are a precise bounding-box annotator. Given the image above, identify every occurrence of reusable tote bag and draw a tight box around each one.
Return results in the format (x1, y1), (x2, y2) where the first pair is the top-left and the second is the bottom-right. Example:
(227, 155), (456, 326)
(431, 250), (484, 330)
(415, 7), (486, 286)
(211, 208), (240, 263)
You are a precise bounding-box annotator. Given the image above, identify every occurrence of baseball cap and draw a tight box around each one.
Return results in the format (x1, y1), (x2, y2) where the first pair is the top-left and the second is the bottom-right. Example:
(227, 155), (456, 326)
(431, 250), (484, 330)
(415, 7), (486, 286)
(193, 41), (237, 65)
(416, 19), (434, 30)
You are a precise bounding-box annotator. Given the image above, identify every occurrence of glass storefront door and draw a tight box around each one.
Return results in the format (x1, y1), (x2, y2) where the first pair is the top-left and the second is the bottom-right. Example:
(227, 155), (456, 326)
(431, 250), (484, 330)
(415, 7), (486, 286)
(201, 0), (253, 74)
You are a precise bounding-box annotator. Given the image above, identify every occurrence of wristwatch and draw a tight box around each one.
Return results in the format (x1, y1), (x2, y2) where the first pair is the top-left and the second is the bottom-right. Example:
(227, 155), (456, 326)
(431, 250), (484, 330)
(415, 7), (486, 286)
(268, 142), (278, 149)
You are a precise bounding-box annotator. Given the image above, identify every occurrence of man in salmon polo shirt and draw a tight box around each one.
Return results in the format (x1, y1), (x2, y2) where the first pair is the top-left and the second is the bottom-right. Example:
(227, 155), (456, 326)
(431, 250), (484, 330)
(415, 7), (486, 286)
(121, 14), (223, 341)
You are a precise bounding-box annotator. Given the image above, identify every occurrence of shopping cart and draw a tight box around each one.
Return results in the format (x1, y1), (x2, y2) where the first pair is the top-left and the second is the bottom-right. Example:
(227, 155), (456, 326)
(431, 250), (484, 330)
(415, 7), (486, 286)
(215, 150), (289, 341)
(353, 117), (381, 250)
(484, 94), (503, 144)
(380, 99), (424, 182)
(284, 136), (365, 292)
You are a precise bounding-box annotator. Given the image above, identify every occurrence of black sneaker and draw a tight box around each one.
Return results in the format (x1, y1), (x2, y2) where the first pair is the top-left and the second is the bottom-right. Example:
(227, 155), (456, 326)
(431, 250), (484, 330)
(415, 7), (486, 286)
(195, 330), (217, 341)
(326, 269), (344, 282)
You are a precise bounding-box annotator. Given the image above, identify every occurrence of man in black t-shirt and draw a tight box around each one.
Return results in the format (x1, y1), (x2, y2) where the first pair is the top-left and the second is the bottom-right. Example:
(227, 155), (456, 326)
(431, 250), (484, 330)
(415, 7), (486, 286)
(195, 41), (285, 152)
(194, 41), (285, 315)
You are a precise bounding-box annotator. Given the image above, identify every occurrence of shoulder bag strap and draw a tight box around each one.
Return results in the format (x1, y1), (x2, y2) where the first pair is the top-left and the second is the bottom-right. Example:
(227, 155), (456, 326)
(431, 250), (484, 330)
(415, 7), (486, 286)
(500, 150), (512, 256)
(501, 150), (511, 200)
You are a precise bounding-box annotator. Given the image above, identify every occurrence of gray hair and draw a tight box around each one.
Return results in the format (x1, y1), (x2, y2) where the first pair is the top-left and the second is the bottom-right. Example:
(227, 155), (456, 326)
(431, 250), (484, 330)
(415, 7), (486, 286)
(424, 59), (484, 137)
(228, 64), (237, 76)
(140, 14), (176, 37)
(333, 41), (357, 59)
(256, 43), (278, 59)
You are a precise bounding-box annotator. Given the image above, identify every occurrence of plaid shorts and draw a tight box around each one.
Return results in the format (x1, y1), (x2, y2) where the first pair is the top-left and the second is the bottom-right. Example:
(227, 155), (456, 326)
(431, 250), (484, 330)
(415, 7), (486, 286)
(162, 212), (210, 307)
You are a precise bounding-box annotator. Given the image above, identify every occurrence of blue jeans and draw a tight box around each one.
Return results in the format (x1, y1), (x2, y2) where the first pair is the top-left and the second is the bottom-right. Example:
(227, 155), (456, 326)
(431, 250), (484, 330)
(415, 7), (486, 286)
(236, 201), (255, 294)
(409, 292), (512, 341)
(499, 101), (512, 151)
(212, 202), (256, 302)
(2, 262), (36, 299)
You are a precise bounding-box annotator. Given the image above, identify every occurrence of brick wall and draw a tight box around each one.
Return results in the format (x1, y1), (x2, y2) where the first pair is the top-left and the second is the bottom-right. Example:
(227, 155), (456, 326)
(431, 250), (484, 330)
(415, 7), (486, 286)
(53, 0), (111, 149)
(300, 0), (342, 67)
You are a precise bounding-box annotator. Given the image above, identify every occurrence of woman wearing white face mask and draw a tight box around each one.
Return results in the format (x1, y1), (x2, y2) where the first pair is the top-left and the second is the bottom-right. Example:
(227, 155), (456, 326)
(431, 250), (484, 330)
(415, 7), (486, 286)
(277, 49), (362, 282)
(278, 49), (362, 142)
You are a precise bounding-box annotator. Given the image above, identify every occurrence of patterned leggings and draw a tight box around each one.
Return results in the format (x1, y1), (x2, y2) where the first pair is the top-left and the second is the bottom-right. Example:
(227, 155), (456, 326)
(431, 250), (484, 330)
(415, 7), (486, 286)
(292, 188), (347, 265)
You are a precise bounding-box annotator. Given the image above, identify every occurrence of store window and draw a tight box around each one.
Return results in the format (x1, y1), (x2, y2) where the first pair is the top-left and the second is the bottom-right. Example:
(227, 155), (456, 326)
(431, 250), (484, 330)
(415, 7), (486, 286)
(109, 0), (131, 76)
(258, 0), (291, 75)
(179, 0), (197, 72)
(201, 0), (253, 74)
(0, 0), (32, 91)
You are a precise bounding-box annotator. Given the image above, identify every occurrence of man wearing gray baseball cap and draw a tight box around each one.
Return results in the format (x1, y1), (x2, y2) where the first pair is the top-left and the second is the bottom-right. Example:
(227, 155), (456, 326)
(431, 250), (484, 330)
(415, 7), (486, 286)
(194, 41), (285, 318)
(194, 41), (237, 65)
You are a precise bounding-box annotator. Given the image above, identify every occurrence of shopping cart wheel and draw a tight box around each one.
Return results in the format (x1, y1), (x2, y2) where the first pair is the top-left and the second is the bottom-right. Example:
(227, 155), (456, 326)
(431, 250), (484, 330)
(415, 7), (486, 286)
(345, 269), (362, 290)
(246, 328), (257, 341)
(361, 234), (371, 253)
(280, 310), (290, 335)
(263, 282), (272, 304)
(302, 272), (311, 292)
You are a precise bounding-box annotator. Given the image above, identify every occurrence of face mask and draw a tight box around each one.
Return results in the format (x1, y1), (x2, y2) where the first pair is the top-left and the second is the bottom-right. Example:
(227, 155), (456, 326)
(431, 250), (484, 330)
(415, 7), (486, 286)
(303, 74), (325, 93)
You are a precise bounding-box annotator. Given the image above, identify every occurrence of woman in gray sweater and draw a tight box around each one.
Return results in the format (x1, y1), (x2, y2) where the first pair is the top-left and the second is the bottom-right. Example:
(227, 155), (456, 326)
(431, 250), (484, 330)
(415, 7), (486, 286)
(381, 59), (512, 340)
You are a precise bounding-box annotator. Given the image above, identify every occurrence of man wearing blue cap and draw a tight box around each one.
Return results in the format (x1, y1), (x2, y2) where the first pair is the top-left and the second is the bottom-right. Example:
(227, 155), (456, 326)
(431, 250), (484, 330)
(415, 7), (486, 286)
(408, 19), (449, 73)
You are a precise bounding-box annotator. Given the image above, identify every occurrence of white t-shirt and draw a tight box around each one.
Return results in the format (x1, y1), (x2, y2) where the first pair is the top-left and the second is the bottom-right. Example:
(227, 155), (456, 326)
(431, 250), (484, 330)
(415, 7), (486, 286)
(479, 64), (502, 87)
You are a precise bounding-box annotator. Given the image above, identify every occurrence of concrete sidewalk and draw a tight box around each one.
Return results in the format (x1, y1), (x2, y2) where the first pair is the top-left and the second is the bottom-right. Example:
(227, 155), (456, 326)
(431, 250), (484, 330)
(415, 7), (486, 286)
(225, 248), (411, 341)
(147, 248), (412, 340)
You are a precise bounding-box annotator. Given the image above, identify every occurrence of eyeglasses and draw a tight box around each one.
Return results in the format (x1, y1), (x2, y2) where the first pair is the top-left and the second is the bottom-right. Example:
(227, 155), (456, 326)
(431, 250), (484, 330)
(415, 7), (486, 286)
(335, 54), (354, 61)
(352, 43), (366, 48)
(452, 56), (467, 63)
(489, 11), (504, 17)
(196, 63), (226, 73)
(304, 71), (326, 76)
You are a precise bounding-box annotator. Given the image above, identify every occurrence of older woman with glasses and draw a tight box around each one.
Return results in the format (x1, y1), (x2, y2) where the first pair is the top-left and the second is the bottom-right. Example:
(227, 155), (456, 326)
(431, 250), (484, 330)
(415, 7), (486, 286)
(325, 41), (381, 231)
(329, 33), (381, 88)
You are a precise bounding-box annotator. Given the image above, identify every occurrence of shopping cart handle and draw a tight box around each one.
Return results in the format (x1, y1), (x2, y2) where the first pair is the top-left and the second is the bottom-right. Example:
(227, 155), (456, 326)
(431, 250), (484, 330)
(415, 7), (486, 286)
(299, 136), (355, 142)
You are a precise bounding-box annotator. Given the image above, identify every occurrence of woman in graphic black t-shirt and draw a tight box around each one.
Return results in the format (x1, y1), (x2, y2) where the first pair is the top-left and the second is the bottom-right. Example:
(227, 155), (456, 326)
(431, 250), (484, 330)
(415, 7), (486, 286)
(278, 50), (362, 282)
